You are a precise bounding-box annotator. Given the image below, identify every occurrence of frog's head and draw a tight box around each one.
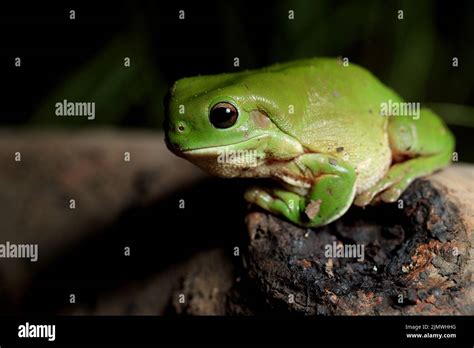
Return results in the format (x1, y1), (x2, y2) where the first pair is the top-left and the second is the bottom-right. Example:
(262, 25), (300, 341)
(164, 73), (304, 177)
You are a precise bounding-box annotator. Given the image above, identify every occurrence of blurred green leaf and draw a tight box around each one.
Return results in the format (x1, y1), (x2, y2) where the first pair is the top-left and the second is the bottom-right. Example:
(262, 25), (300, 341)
(427, 103), (474, 128)
(31, 29), (166, 128)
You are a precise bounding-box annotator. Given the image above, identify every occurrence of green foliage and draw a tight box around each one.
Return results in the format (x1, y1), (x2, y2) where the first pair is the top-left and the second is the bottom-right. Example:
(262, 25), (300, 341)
(31, 29), (167, 128)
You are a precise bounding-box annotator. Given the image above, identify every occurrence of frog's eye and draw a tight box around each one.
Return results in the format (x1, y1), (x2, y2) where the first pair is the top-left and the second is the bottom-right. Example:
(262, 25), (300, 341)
(209, 102), (238, 129)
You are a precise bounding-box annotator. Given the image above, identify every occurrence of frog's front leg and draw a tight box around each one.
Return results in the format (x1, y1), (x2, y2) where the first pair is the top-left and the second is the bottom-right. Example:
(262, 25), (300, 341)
(245, 154), (356, 227)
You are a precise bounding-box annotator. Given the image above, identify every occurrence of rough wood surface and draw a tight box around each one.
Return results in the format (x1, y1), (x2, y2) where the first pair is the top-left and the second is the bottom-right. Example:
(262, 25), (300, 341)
(245, 164), (473, 315)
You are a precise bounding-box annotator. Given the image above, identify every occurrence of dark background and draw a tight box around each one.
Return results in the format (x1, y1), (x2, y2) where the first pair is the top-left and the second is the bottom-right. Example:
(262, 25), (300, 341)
(1, 1), (473, 140)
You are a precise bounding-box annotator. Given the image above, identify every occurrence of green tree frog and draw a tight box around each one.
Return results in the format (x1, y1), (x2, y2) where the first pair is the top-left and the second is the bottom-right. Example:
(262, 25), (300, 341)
(164, 58), (454, 227)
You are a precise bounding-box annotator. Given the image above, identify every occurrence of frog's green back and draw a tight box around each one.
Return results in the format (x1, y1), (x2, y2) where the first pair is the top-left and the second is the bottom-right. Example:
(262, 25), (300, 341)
(237, 58), (405, 191)
(240, 58), (403, 148)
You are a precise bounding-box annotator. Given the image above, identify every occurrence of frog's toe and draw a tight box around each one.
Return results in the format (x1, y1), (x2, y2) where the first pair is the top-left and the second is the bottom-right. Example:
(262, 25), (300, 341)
(353, 192), (374, 207)
(244, 187), (305, 225)
(378, 177), (413, 203)
(378, 187), (402, 203)
(354, 187), (390, 206)
(356, 179), (404, 206)
(354, 172), (404, 206)
(244, 187), (271, 205)
(244, 186), (287, 214)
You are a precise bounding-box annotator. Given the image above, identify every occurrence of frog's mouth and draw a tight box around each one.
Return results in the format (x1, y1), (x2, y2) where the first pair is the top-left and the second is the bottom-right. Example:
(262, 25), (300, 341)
(179, 135), (269, 156)
(170, 135), (270, 176)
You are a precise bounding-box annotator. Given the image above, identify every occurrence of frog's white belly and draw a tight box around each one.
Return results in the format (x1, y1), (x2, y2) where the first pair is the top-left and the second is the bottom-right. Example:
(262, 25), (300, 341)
(353, 147), (392, 194)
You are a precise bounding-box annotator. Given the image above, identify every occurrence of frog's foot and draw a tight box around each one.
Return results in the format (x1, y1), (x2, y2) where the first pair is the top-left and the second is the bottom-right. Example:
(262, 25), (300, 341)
(354, 152), (452, 206)
(245, 153), (357, 228)
(244, 187), (306, 225)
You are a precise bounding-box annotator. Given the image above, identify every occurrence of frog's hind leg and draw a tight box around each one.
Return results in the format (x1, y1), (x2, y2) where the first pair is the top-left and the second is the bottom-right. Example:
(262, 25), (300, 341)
(354, 152), (452, 206)
(354, 108), (454, 206)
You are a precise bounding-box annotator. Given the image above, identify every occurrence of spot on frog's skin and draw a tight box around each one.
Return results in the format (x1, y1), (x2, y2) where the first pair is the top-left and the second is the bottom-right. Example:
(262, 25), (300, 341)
(336, 146), (344, 153)
(250, 110), (271, 129)
(305, 199), (322, 220)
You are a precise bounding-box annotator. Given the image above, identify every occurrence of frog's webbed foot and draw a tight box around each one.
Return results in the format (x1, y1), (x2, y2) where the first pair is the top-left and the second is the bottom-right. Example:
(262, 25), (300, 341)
(245, 154), (356, 228)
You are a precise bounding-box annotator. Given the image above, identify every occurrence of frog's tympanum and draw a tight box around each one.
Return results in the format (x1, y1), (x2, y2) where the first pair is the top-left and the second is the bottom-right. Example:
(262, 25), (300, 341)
(165, 58), (454, 227)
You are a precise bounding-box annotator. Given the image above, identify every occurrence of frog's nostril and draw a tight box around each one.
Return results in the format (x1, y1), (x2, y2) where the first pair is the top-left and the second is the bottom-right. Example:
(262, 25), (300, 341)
(175, 121), (187, 133)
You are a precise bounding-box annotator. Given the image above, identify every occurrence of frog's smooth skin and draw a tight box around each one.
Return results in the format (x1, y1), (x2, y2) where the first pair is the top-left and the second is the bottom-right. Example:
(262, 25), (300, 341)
(165, 58), (454, 227)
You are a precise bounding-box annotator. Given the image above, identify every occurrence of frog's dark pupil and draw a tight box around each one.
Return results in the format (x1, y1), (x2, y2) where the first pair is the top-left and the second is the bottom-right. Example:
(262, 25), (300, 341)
(210, 102), (238, 129)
